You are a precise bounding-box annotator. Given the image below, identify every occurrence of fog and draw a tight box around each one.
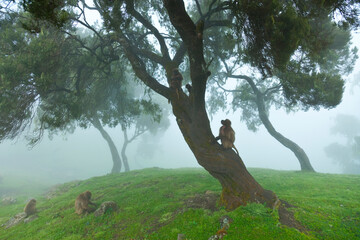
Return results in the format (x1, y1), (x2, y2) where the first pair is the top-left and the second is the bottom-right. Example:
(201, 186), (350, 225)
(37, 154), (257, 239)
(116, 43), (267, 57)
(1, 32), (359, 187)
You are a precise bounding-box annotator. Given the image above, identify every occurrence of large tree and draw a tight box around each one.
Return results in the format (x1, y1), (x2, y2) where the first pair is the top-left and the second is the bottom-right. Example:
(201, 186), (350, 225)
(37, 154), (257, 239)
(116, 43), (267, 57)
(2, 0), (360, 225)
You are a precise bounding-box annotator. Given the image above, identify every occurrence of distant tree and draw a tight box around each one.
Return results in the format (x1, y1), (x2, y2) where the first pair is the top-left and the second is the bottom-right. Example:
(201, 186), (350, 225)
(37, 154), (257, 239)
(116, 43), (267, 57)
(0, 13), (165, 173)
(120, 107), (170, 171)
(325, 114), (360, 174)
(2, 0), (360, 218)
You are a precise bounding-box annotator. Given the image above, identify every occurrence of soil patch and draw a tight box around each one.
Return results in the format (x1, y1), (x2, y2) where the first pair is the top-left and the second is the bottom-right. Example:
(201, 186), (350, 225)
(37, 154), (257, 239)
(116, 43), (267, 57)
(278, 200), (307, 233)
(184, 192), (219, 212)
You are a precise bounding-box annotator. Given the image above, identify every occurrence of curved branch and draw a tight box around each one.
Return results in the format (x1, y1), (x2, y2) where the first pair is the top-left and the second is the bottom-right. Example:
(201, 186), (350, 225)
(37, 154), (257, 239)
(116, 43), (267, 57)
(195, 0), (203, 17)
(64, 32), (108, 64)
(264, 84), (281, 97)
(134, 48), (166, 66)
(70, 17), (104, 41)
(216, 81), (240, 93)
(126, 0), (171, 63)
(163, 0), (207, 110)
(173, 43), (186, 65)
(228, 74), (261, 96)
(117, 32), (170, 99)
(80, 0), (98, 11)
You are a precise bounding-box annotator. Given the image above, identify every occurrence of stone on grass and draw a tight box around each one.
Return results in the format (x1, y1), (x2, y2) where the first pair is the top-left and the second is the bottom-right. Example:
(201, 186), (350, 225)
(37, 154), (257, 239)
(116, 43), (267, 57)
(94, 201), (118, 217)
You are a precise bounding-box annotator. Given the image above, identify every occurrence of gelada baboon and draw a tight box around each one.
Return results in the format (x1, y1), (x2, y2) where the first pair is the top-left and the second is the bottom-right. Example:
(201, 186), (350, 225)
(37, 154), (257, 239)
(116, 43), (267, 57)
(24, 199), (36, 216)
(170, 68), (183, 99)
(75, 191), (96, 215)
(215, 119), (239, 155)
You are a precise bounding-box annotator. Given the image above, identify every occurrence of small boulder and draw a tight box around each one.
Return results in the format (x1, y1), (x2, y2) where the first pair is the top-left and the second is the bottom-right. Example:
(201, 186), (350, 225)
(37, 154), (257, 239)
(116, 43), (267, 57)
(219, 215), (233, 230)
(94, 201), (118, 217)
(24, 215), (38, 223)
(1, 197), (17, 205)
(3, 212), (27, 229)
(177, 233), (186, 240)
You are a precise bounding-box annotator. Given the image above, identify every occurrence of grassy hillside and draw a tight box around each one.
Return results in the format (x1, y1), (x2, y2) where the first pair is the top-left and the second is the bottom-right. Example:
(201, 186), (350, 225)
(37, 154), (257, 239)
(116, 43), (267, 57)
(0, 168), (359, 239)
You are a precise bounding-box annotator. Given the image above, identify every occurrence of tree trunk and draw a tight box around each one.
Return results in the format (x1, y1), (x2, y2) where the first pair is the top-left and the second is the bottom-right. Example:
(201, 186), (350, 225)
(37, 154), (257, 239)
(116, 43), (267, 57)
(240, 76), (315, 172)
(121, 128), (130, 172)
(91, 117), (122, 174)
(252, 85), (315, 172)
(258, 108), (315, 172)
(171, 94), (279, 210)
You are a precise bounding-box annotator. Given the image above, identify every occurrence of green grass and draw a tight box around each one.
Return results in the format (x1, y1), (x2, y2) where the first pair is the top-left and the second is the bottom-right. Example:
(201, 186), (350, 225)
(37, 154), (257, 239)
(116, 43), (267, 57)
(0, 168), (359, 239)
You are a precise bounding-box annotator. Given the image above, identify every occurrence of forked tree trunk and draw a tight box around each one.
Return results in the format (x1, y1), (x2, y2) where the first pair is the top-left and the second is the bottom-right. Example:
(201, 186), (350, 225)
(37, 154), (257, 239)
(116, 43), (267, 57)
(91, 117), (122, 174)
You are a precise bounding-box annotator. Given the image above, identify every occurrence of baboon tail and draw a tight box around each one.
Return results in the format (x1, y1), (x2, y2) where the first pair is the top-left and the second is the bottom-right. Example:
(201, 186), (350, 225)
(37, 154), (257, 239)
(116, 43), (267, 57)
(233, 145), (239, 155)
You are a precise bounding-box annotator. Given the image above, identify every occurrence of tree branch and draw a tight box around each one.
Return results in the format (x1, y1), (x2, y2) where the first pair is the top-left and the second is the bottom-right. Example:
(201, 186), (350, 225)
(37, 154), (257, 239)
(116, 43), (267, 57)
(64, 32), (108, 64)
(228, 74), (261, 96)
(195, 0), (203, 17)
(125, 0), (171, 63)
(216, 81), (240, 93)
(134, 48), (167, 66)
(173, 43), (186, 65)
(129, 127), (147, 143)
(163, 0), (208, 109)
(117, 32), (170, 99)
(264, 84), (281, 97)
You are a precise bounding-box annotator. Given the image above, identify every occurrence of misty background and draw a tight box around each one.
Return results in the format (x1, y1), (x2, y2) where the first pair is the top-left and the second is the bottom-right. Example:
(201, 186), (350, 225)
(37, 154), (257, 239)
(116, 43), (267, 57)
(0, 29), (359, 186)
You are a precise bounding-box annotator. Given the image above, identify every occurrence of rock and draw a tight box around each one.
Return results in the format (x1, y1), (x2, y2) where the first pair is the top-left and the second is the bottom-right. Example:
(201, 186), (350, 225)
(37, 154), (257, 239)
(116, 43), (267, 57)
(3, 212), (27, 229)
(219, 215), (233, 230)
(208, 235), (221, 240)
(1, 197), (17, 205)
(24, 215), (38, 223)
(94, 201), (118, 217)
(177, 233), (186, 240)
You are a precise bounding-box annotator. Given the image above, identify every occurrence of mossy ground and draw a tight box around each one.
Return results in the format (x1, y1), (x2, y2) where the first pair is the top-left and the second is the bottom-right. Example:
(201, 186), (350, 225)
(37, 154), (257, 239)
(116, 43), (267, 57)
(0, 168), (359, 239)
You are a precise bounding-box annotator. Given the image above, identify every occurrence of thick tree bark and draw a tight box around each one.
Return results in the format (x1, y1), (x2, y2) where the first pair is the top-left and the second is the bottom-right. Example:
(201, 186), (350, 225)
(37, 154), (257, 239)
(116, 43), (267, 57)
(91, 117), (122, 174)
(171, 93), (280, 210)
(239, 76), (315, 172)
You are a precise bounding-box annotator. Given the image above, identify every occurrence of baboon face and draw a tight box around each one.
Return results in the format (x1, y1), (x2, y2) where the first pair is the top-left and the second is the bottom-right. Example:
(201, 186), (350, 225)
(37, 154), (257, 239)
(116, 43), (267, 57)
(221, 119), (231, 127)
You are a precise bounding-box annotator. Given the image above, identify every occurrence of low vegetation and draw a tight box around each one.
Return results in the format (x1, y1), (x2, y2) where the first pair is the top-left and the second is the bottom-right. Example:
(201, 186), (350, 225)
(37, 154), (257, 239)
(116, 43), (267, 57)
(0, 168), (359, 239)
